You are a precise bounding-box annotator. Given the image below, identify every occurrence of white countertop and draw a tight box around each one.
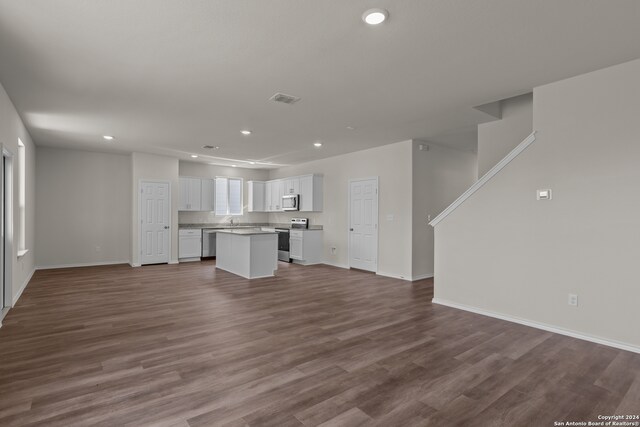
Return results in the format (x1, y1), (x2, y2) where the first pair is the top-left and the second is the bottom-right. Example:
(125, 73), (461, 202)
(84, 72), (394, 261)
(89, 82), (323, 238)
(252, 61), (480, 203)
(216, 229), (277, 236)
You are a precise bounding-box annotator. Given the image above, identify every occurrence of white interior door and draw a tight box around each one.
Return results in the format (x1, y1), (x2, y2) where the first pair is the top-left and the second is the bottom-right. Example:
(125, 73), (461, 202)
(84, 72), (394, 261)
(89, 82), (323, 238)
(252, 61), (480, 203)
(140, 181), (170, 265)
(349, 178), (378, 272)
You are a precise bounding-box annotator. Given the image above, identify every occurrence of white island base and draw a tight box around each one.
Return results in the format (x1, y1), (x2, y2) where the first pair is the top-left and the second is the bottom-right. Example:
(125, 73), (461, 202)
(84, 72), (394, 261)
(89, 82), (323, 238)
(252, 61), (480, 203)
(216, 230), (278, 279)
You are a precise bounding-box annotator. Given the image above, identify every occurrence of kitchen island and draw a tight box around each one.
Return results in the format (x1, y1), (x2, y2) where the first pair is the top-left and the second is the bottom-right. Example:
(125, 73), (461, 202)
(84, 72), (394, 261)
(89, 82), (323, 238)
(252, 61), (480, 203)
(215, 229), (278, 279)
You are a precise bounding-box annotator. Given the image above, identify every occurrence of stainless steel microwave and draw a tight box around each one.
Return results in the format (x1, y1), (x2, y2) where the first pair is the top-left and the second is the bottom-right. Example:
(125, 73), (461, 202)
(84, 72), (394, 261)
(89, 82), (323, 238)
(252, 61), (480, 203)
(282, 194), (299, 211)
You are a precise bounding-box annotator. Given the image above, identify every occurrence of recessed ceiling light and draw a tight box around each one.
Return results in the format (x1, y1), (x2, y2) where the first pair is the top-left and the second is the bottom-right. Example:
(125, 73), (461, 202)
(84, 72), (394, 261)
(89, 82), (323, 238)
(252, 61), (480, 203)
(248, 161), (256, 165)
(240, 130), (252, 136)
(231, 164), (237, 167)
(346, 126), (355, 130)
(191, 154), (198, 158)
(362, 8), (388, 25)
(314, 142), (323, 148)
(103, 135), (114, 141)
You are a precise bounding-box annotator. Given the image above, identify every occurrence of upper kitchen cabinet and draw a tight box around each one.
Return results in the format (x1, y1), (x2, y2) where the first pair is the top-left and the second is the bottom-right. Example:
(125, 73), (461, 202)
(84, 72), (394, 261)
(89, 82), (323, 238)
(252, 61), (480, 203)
(179, 177), (202, 211)
(265, 180), (273, 212)
(299, 174), (323, 212)
(246, 174), (323, 212)
(284, 177), (300, 195)
(248, 181), (265, 212)
(271, 179), (284, 212)
(200, 178), (215, 211)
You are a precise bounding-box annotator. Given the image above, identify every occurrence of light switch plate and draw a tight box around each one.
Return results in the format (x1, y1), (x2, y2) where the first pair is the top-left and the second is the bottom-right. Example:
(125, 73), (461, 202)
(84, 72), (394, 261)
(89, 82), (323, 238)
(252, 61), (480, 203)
(386, 214), (394, 221)
(537, 189), (552, 200)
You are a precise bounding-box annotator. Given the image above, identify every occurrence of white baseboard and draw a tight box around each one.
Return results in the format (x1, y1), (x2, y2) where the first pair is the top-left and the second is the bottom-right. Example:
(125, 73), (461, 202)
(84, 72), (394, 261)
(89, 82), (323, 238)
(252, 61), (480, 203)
(12, 268), (35, 307)
(169, 260), (179, 265)
(130, 262), (141, 268)
(36, 260), (130, 270)
(376, 271), (411, 281)
(322, 261), (350, 270)
(432, 298), (640, 355)
(411, 273), (433, 281)
(0, 307), (9, 327)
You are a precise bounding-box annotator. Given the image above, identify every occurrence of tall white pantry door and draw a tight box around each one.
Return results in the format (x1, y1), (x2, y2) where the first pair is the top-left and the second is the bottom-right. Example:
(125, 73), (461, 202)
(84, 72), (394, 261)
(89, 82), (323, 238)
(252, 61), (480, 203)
(140, 181), (170, 265)
(349, 178), (378, 272)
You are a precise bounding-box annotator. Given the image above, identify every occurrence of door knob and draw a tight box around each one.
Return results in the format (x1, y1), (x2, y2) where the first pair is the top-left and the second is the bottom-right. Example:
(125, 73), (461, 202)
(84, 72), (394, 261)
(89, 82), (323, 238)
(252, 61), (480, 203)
(350, 228), (354, 231)
(164, 226), (170, 229)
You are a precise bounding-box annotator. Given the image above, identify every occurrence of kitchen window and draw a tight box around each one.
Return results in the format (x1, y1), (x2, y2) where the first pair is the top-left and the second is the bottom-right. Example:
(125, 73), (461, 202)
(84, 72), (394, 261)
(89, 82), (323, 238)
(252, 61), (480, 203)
(215, 177), (243, 216)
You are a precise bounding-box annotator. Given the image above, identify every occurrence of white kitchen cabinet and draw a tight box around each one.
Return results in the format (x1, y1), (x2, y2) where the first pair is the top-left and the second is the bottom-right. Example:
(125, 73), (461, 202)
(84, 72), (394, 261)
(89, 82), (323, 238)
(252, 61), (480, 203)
(179, 177), (202, 211)
(299, 174), (323, 212)
(179, 229), (202, 260)
(200, 178), (215, 211)
(265, 181), (273, 212)
(290, 231), (303, 260)
(248, 181), (265, 212)
(271, 179), (284, 212)
(289, 229), (322, 265)
(284, 177), (300, 195)
(259, 174), (323, 212)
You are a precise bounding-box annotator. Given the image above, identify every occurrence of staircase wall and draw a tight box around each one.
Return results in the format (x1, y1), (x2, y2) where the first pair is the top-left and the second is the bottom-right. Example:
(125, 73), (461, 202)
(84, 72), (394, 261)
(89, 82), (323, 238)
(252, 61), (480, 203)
(433, 59), (640, 349)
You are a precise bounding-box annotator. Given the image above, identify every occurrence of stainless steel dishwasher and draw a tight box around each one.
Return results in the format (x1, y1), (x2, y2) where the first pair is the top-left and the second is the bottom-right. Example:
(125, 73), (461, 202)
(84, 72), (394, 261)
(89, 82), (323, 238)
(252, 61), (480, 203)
(201, 229), (217, 258)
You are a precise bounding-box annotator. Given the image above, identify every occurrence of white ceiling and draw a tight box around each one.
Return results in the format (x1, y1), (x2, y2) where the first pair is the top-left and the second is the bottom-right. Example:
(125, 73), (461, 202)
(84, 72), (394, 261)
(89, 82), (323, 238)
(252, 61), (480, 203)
(0, 0), (638, 168)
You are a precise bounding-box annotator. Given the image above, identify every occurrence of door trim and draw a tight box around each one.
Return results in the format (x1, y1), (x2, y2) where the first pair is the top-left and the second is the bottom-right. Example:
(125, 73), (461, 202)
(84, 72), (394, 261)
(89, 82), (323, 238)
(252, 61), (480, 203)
(347, 177), (379, 273)
(138, 179), (172, 265)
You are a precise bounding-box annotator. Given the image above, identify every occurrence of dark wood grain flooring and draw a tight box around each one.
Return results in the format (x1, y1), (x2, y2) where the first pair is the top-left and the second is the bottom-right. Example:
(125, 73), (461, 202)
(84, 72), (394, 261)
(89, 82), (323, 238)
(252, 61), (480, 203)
(0, 261), (638, 426)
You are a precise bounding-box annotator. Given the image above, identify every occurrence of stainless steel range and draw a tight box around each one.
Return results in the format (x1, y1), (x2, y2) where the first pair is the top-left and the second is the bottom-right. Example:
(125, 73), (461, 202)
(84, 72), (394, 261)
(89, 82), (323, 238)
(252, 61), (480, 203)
(290, 218), (308, 229)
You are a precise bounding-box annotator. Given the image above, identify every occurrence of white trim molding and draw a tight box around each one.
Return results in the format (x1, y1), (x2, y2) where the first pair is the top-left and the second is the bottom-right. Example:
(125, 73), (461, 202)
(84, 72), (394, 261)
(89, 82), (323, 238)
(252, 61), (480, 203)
(411, 273), (433, 281)
(376, 271), (412, 281)
(322, 262), (350, 270)
(429, 131), (537, 227)
(377, 271), (433, 282)
(13, 268), (35, 307)
(36, 260), (130, 270)
(432, 298), (640, 354)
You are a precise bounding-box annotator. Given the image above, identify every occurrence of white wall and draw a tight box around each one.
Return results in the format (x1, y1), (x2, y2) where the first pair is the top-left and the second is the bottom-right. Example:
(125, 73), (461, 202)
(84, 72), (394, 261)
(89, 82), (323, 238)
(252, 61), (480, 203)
(412, 142), (476, 279)
(477, 93), (533, 177)
(433, 59), (640, 349)
(0, 82), (36, 306)
(36, 147), (131, 268)
(269, 140), (413, 279)
(131, 152), (179, 266)
(178, 161), (269, 225)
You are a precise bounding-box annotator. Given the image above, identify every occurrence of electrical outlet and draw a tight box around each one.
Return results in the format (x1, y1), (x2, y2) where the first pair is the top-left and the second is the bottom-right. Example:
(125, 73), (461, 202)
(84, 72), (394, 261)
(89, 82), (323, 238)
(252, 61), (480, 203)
(330, 247), (337, 255)
(568, 294), (578, 307)
(95, 245), (101, 253)
(427, 214), (432, 222)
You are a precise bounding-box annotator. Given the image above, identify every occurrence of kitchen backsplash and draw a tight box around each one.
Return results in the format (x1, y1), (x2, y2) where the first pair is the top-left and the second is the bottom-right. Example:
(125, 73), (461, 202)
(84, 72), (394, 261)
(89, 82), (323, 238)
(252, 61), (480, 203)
(178, 211), (269, 225)
(179, 210), (325, 227)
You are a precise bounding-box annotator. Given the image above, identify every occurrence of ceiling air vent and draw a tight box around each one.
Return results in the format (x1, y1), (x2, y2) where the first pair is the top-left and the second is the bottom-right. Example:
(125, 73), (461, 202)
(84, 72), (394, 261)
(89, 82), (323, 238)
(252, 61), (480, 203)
(269, 92), (301, 105)
(202, 145), (219, 150)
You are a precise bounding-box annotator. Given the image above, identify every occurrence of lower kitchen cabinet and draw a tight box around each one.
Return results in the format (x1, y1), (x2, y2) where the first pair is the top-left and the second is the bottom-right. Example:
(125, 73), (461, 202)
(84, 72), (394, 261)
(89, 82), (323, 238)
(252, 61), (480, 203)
(179, 229), (202, 260)
(289, 229), (322, 265)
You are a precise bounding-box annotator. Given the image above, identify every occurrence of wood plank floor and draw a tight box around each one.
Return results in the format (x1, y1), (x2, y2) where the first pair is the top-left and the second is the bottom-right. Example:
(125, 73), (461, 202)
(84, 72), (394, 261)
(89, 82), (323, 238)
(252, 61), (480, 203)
(0, 262), (639, 426)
